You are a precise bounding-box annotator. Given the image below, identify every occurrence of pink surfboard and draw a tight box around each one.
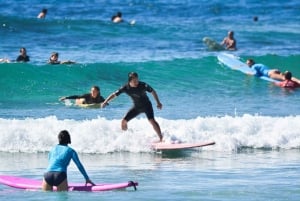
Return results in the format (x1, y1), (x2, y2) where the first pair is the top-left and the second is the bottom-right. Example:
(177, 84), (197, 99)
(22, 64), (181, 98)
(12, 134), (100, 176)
(152, 141), (215, 151)
(0, 175), (138, 191)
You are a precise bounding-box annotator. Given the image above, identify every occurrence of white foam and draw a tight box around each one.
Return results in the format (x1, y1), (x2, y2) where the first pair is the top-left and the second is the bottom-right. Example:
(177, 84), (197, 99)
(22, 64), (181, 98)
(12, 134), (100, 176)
(0, 114), (299, 153)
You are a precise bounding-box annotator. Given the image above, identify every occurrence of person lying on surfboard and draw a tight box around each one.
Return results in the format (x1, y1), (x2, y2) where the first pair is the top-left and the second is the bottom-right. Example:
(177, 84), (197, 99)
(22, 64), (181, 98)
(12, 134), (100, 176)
(220, 31), (237, 51)
(274, 71), (300, 88)
(101, 72), (163, 142)
(42, 130), (95, 191)
(48, 52), (75, 65)
(59, 86), (105, 105)
(246, 59), (300, 84)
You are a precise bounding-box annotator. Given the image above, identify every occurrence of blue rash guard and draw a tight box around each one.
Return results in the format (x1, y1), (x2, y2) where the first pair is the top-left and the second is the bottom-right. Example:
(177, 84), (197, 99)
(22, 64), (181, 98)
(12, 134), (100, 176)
(251, 64), (270, 77)
(46, 144), (89, 180)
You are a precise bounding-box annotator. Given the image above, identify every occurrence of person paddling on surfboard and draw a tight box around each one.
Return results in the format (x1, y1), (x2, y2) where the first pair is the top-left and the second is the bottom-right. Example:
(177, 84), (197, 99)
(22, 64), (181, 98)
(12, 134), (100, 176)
(59, 86), (105, 105)
(48, 52), (75, 65)
(42, 130), (95, 191)
(101, 72), (163, 142)
(246, 59), (300, 84)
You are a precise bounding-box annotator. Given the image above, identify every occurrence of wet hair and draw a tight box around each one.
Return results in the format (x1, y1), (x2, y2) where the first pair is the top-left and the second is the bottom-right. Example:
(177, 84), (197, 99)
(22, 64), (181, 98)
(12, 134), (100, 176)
(58, 130), (71, 145)
(20, 47), (26, 53)
(117, 12), (122, 17)
(51, 52), (58, 57)
(42, 8), (48, 14)
(92, 86), (100, 92)
(284, 71), (292, 80)
(128, 72), (138, 81)
(247, 59), (255, 65)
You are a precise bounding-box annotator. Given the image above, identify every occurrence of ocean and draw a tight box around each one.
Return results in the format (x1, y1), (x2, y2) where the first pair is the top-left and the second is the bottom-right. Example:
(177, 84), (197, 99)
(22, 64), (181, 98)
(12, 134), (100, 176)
(0, 0), (300, 200)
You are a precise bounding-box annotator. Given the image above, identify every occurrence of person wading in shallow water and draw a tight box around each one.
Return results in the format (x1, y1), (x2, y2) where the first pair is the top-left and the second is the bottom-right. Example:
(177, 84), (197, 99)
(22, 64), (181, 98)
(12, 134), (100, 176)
(42, 130), (95, 191)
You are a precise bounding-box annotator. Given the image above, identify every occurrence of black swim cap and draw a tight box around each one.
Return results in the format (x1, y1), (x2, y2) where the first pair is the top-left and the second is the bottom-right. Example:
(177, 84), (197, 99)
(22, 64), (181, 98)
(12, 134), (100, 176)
(58, 130), (71, 145)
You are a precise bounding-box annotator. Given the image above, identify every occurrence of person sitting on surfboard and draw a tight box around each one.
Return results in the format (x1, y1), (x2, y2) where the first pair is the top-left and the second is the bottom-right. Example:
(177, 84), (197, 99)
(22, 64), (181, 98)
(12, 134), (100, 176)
(246, 59), (300, 84)
(221, 31), (237, 51)
(48, 52), (75, 65)
(101, 72), (163, 142)
(59, 86), (105, 105)
(275, 71), (300, 88)
(42, 130), (95, 191)
(16, 47), (30, 62)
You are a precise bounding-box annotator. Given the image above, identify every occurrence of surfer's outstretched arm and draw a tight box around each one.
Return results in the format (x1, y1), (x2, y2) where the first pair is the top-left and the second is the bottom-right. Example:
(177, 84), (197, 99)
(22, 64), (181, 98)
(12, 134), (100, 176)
(101, 93), (116, 108)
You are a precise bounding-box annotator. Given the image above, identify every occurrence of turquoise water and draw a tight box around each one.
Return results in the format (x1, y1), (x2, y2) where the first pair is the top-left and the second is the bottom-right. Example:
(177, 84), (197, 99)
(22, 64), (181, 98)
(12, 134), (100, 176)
(1, 0), (300, 200)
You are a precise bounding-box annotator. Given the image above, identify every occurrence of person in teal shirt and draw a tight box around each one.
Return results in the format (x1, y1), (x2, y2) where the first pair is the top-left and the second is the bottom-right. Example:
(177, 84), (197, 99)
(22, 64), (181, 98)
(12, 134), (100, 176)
(42, 130), (95, 191)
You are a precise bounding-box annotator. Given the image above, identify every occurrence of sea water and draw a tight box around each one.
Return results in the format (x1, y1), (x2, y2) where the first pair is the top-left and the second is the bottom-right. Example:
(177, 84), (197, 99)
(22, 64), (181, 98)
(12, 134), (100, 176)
(0, 0), (300, 200)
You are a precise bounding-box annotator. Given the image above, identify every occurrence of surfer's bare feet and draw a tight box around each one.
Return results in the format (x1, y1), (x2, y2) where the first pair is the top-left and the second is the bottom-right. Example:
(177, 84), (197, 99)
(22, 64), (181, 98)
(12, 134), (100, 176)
(121, 120), (128, 131)
(158, 133), (163, 142)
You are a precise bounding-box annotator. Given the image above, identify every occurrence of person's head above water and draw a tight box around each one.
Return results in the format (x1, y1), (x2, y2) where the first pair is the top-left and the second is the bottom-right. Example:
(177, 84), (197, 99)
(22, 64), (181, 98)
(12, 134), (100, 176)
(246, 59), (255, 67)
(58, 130), (71, 145)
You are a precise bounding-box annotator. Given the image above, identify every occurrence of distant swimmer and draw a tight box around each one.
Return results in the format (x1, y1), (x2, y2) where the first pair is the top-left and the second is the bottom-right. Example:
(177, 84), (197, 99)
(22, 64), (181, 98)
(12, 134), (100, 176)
(37, 8), (48, 19)
(48, 52), (75, 65)
(16, 47), (30, 62)
(221, 31), (237, 51)
(246, 59), (300, 84)
(275, 71), (300, 88)
(42, 130), (95, 191)
(59, 86), (105, 105)
(101, 72), (163, 142)
(111, 12), (123, 23)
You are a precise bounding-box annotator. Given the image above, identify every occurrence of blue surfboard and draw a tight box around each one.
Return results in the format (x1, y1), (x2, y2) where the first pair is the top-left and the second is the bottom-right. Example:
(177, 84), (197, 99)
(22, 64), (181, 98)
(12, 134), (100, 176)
(217, 53), (280, 83)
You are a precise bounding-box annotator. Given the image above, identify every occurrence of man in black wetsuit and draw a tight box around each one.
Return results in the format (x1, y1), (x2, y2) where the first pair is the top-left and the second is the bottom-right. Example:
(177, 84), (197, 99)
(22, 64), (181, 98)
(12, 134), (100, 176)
(59, 86), (105, 104)
(101, 72), (163, 142)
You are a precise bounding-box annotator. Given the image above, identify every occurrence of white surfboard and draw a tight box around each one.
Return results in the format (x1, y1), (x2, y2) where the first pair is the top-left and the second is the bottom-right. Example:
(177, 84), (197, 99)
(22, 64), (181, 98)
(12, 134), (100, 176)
(203, 37), (225, 51)
(217, 53), (280, 83)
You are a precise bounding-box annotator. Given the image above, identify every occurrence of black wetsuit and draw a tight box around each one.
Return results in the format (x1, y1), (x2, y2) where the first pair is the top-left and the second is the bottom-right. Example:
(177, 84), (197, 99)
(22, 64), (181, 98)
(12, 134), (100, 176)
(16, 55), (30, 62)
(65, 93), (105, 104)
(48, 59), (60, 65)
(114, 81), (155, 121)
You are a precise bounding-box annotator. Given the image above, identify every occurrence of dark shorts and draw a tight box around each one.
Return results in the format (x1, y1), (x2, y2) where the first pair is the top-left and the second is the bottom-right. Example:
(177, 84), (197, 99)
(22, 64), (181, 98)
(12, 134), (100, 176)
(124, 102), (154, 121)
(44, 172), (67, 186)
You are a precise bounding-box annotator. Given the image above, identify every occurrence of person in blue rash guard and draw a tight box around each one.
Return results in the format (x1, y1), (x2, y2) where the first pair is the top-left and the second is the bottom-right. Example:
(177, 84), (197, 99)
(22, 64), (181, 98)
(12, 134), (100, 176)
(42, 130), (95, 191)
(246, 59), (300, 84)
